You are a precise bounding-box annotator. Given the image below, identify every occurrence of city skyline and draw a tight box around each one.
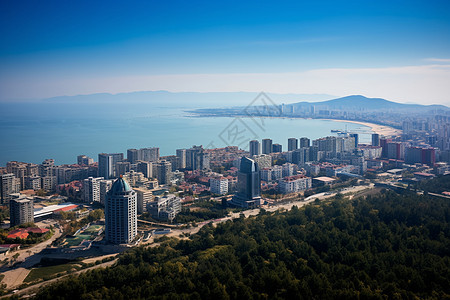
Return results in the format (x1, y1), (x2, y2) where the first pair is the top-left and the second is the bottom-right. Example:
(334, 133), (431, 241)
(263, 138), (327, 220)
(1, 1), (450, 105)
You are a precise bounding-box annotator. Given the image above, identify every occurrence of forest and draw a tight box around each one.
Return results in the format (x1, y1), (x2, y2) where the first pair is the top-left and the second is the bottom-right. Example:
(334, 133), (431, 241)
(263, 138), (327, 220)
(34, 190), (450, 299)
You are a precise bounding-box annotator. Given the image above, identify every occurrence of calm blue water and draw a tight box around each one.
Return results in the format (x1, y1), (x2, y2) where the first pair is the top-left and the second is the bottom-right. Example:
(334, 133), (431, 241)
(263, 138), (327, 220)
(0, 102), (373, 166)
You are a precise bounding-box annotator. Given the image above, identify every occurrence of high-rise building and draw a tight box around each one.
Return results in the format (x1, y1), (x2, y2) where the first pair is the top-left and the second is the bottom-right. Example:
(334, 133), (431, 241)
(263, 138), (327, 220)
(272, 144), (282, 153)
(349, 133), (359, 148)
(98, 153), (114, 179)
(372, 134), (380, 147)
(231, 157), (261, 208)
(127, 149), (140, 164)
(10, 197), (34, 227)
(136, 161), (152, 178)
(134, 187), (153, 214)
(41, 176), (57, 192)
(176, 149), (187, 169)
(1, 174), (21, 204)
(160, 155), (179, 171)
(288, 138), (298, 151)
(6, 161), (27, 190)
(77, 155), (94, 166)
(156, 160), (172, 184)
(249, 140), (261, 156)
(299, 137), (310, 148)
(262, 139), (273, 154)
(116, 161), (131, 176)
(140, 147), (160, 162)
(386, 142), (406, 160)
(83, 177), (104, 203)
(99, 179), (113, 205)
(105, 176), (137, 244)
(186, 146), (210, 171)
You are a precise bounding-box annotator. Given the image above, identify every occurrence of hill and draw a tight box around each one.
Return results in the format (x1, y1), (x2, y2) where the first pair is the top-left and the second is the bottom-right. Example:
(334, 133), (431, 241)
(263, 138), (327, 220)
(288, 95), (448, 112)
(35, 190), (450, 299)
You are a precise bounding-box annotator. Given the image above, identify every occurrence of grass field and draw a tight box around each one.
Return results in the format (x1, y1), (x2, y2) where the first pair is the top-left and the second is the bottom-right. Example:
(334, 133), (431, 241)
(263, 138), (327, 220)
(63, 234), (92, 247)
(24, 264), (82, 283)
(83, 225), (102, 234)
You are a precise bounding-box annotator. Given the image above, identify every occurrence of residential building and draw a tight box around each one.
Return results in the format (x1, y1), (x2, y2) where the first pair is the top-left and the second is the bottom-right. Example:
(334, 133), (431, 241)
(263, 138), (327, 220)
(0, 173), (20, 204)
(77, 155), (93, 166)
(83, 177), (103, 203)
(372, 133), (380, 146)
(210, 177), (228, 195)
(299, 137), (310, 148)
(272, 144), (282, 153)
(10, 197), (34, 227)
(176, 149), (187, 169)
(288, 138), (298, 151)
(156, 160), (172, 184)
(249, 140), (261, 156)
(147, 194), (181, 222)
(105, 177), (137, 244)
(278, 175), (312, 194)
(262, 139), (273, 154)
(134, 187), (153, 214)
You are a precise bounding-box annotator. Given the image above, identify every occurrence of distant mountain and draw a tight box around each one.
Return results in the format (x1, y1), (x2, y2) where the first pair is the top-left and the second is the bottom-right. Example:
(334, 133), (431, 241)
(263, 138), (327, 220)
(289, 95), (448, 111)
(190, 94), (449, 117)
(41, 90), (336, 108)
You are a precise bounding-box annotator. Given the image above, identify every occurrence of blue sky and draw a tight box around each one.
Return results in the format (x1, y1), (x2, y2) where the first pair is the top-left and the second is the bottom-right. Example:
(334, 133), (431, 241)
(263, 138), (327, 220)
(1, 1), (450, 104)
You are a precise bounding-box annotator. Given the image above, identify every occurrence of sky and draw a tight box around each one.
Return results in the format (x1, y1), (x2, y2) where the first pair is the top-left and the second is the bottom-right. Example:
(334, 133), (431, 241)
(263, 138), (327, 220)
(1, 0), (450, 105)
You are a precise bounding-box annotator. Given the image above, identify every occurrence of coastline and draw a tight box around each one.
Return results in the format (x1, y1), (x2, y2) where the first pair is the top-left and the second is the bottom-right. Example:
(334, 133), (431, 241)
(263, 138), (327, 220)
(323, 119), (402, 137)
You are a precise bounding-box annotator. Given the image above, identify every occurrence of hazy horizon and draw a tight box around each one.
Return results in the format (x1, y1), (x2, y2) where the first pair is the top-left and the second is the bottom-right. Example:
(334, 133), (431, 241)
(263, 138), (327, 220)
(1, 1), (450, 105)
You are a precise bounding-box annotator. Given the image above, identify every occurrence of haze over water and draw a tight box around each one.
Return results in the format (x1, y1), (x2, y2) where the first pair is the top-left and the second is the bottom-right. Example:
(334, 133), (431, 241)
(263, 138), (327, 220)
(0, 102), (372, 166)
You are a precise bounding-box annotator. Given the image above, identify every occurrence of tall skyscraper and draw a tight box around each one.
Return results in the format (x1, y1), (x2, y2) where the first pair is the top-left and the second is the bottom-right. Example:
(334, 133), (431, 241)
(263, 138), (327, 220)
(10, 197), (34, 227)
(349, 133), (359, 148)
(262, 139), (273, 154)
(105, 176), (137, 244)
(299, 137), (310, 148)
(176, 149), (187, 169)
(231, 157), (261, 208)
(98, 153), (113, 179)
(288, 138), (298, 151)
(0, 173), (20, 204)
(272, 143), (282, 153)
(249, 140), (261, 156)
(372, 134), (380, 147)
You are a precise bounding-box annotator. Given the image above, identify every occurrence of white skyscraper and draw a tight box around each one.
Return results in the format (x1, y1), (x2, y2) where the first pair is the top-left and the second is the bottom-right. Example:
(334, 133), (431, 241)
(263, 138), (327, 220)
(105, 176), (137, 244)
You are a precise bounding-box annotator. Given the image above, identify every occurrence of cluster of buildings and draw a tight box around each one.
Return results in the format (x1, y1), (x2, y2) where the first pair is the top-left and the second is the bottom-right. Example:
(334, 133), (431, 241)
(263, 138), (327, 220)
(3, 121), (450, 244)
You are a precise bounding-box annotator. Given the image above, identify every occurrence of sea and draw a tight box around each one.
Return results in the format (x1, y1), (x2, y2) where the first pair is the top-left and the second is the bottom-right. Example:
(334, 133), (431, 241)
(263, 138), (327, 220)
(0, 102), (373, 166)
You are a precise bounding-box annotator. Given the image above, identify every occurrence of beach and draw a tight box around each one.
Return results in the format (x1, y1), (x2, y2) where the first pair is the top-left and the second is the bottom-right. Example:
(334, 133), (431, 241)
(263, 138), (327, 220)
(327, 119), (402, 137)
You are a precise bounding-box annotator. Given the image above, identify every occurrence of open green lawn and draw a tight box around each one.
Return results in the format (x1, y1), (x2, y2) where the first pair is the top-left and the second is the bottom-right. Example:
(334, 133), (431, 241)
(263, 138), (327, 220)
(83, 225), (102, 234)
(24, 264), (82, 283)
(63, 234), (92, 247)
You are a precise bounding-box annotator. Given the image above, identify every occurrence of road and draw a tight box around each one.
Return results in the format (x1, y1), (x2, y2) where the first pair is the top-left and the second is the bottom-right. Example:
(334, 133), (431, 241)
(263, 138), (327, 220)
(0, 224), (63, 289)
(1, 258), (118, 299)
(2, 183), (375, 296)
(158, 184), (374, 240)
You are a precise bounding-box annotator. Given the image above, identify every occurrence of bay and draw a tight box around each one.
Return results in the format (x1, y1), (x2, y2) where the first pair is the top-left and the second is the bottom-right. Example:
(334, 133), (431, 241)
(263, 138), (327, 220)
(0, 102), (373, 166)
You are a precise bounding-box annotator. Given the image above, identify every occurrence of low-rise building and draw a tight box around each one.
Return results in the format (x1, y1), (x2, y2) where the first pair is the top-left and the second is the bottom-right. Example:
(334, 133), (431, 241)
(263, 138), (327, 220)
(278, 175), (312, 194)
